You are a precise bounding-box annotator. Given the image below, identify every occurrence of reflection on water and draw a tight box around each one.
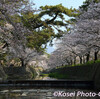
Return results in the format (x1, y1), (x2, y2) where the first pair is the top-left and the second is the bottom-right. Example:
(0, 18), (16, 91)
(34, 76), (57, 80)
(0, 88), (99, 99)
(0, 77), (99, 99)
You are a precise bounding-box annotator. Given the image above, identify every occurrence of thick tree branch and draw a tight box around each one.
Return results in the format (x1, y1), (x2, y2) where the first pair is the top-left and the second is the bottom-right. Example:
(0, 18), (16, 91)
(33, 12), (59, 29)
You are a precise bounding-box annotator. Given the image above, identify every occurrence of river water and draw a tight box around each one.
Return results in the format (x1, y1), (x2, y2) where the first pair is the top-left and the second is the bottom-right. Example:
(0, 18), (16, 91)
(0, 77), (99, 99)
(0, 88), (100, 99)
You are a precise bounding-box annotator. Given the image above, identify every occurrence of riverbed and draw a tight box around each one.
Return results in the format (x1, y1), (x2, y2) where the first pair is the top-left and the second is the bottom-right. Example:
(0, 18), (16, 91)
(0, 88), (99, 99)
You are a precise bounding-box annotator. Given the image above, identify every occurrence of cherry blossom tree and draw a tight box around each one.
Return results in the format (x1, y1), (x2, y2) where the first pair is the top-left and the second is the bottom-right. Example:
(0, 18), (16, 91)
(76, 1), (100, 61)
(0, 0), (40, 67)
(48, 1), (100, 68)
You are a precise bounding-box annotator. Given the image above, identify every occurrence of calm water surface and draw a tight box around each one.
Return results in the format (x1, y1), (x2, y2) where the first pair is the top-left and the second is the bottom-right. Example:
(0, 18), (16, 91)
(0, 88), (100, 99)
(0, 77), (99, 99)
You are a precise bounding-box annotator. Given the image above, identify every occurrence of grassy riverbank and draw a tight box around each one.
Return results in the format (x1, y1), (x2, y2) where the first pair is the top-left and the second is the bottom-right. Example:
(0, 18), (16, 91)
(48, 60), (100, 79)
(49, 72), (68, 79)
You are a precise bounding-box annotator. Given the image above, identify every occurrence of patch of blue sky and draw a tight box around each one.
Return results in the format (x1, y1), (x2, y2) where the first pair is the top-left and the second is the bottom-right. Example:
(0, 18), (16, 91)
(33, 0), (85, 9)
(31, 0), (85, 54)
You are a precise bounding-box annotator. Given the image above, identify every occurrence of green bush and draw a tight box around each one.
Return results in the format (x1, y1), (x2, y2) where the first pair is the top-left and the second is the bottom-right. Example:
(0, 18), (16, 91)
(95, 59), (100, 63)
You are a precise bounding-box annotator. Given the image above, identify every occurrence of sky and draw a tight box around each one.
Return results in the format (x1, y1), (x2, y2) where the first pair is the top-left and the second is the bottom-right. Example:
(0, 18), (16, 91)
(33, 0), (85, 9)
(33, 0), (85, 53)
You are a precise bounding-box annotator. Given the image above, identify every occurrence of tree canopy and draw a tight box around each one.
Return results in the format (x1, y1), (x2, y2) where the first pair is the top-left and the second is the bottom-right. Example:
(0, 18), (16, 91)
(48, 0), (100, 68)
(0, 0), (78, 67)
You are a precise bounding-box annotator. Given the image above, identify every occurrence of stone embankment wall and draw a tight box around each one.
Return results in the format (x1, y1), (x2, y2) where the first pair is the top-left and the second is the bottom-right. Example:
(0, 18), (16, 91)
(50, 63), (100, 90)
(93, 63), (100, 90)
(0, 65), (7, 80)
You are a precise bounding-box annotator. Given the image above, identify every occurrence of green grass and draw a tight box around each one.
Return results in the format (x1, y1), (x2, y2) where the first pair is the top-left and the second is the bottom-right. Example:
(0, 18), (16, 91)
(56, 59), (100, 69)
(95, 59), (100, 63)
(48, 59), (100, 79)
(40, 74), (49, 77)
(49, 72), (68, 79)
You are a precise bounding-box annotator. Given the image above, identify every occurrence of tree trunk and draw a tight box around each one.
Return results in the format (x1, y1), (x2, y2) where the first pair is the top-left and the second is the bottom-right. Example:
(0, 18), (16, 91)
(20, 58), (26, 67)
(94, 51), (98, 61)
(70, 60), (72, 65)
(80, 56), (82, 64)
(83, 56), (85, 64)
(86, 52), (90, 62)
(73, 57), (76, 65)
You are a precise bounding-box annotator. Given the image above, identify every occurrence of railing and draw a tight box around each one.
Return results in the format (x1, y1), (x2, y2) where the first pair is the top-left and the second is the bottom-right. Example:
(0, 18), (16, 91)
(0, 80), (94, 89)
